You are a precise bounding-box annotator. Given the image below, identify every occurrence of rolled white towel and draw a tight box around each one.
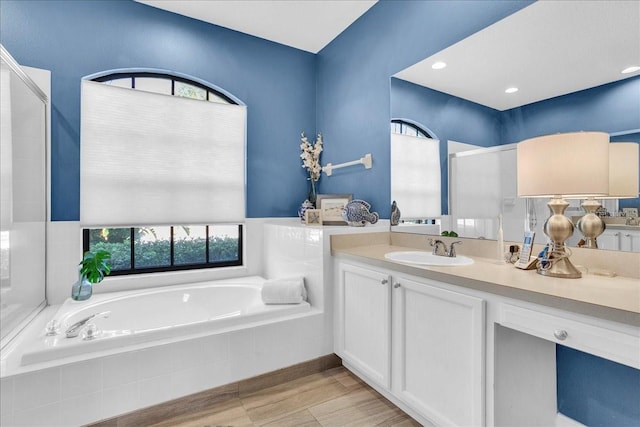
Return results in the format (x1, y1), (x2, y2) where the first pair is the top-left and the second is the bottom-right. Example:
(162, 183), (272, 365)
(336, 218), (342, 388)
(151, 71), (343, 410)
(261, 277), (307, 304)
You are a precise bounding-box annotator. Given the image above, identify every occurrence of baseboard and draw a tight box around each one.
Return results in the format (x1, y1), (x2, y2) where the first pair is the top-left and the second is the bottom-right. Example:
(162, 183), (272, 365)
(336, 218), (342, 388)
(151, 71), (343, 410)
(87, 353), (342, 427)
(556, 412), (587, 427)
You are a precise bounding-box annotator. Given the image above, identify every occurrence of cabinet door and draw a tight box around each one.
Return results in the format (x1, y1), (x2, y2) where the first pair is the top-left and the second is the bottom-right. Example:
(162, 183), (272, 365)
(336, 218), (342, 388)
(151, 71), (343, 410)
(598, 230), (621, 251)
(620, 230), (640, 252)
(392, 275), (485, 426)
(337, 262), (391, 388)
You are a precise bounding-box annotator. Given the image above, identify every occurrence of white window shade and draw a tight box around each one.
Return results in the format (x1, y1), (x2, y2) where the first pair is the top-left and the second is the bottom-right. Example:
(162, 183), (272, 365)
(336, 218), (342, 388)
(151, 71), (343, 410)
(391, 133), (441, 218)
(80, 80), (246, 226)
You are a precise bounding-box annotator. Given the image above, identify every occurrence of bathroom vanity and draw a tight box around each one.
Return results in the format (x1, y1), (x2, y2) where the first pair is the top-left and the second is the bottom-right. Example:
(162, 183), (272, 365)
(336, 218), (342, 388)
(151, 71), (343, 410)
(598, 225), (640, 253)
(331, 232), (640, 427)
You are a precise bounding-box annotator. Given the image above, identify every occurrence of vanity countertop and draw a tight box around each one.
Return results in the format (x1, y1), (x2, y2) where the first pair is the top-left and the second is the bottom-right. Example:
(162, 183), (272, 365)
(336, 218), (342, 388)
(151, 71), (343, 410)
(605, 224), (640, 230)
(331, 233), (640, 326)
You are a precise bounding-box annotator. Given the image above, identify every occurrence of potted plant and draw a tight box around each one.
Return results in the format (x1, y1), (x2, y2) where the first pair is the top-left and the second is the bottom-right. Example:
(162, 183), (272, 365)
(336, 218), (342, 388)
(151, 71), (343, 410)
(71, 249), (112, 301)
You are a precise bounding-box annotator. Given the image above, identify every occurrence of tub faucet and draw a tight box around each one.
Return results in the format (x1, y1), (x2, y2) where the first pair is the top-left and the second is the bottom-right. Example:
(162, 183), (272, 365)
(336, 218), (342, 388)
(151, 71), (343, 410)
(65, 311), (110, 338)
(428, 239), (448, 256)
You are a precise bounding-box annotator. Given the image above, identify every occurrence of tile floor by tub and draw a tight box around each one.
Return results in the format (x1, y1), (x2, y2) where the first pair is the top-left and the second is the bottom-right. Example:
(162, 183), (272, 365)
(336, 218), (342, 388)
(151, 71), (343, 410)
(149, 367), (420, 427)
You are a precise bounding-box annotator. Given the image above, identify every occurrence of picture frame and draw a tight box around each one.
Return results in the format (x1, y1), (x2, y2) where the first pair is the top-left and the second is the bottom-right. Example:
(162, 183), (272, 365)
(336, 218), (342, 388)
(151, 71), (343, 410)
(305, 209), (322, 226)
(315, 194), (353, 225)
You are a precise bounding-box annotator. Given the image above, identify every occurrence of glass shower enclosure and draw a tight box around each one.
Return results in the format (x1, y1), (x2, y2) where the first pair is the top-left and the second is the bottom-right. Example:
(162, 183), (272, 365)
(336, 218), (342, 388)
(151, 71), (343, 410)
(0, 45), (48, 348)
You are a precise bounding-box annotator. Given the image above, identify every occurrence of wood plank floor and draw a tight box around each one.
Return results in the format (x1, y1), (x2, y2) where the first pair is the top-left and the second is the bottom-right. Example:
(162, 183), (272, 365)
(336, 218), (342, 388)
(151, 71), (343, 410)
(149, 366), (421, 427)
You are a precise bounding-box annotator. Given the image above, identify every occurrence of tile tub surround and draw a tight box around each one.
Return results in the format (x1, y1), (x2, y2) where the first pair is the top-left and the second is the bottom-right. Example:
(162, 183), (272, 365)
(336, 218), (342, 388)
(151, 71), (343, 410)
(331, 232), (640, 325)
(2, 220), (387, 426)
(0, 311), (329, 427)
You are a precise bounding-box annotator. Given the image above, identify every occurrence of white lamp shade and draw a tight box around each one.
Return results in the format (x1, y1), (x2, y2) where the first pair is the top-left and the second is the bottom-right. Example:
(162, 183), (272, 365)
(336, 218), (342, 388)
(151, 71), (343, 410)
(606, 142), (639, 198)
(517, 132), (609, 197)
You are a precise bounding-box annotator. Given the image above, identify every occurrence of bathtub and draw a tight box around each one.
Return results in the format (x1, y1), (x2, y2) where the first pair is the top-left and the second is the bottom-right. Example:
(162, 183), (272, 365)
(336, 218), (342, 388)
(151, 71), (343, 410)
(19, 276), (311, 366)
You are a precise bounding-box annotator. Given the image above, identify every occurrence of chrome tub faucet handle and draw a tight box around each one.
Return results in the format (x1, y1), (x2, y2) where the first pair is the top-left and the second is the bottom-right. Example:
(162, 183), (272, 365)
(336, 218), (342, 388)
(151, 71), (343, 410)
(65, 311), (110, 338)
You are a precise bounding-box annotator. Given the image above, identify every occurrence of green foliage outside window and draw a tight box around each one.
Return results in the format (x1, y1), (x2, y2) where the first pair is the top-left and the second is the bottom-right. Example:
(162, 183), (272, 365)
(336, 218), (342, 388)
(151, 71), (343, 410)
(86, 226), (241, 273)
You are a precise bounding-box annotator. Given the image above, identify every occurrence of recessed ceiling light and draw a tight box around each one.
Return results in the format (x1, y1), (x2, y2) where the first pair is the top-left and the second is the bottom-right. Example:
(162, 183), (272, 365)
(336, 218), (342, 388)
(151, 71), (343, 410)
(621, 66), (640, 74)
(505, 87), (519, 94)
(432, 62), (447, 70)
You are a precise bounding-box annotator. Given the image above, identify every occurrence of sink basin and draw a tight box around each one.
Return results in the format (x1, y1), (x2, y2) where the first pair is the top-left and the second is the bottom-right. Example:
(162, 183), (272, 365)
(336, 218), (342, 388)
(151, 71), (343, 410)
(384, 251), (474, 266)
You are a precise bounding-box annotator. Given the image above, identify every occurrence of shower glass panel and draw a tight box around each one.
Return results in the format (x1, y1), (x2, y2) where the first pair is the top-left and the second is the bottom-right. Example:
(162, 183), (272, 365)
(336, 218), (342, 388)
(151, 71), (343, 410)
(449, 144), (523, 241)
(0, 46), (47, 346)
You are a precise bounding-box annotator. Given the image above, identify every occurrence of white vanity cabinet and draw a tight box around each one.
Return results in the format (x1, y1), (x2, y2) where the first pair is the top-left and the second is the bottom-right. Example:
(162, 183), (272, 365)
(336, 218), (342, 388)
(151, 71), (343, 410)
(598, 229), (621, 250)
(392, 274), (485, 426)
(336, 260), (486, 426)
(335, 262), (392, 388)
(598, 227), (640, 252)
(620, 229), (640, 252)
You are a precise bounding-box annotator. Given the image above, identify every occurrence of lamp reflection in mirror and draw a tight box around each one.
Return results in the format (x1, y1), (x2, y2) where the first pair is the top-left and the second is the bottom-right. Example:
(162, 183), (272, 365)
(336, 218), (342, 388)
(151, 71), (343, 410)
(517, 132), (609, 278)
(577, 142), (639, 248)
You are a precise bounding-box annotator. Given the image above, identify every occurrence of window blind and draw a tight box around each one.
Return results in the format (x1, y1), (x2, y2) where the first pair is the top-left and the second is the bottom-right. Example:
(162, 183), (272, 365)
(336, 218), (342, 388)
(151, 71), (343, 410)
(390, 133), (441, 218)
(80, 80), (246, 226)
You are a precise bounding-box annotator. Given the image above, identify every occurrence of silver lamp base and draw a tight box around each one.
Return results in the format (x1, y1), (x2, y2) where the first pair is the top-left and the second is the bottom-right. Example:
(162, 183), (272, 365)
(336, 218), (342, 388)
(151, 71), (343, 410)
(576, 198), (606, 249)
(537, 197), (581, 279)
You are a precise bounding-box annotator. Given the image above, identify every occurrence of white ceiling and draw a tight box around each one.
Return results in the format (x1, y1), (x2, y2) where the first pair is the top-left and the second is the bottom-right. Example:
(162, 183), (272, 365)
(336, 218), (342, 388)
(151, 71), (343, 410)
(395, 1), (640, 111)
(136, 0), (377, 54)
(136, 1), (639, 111)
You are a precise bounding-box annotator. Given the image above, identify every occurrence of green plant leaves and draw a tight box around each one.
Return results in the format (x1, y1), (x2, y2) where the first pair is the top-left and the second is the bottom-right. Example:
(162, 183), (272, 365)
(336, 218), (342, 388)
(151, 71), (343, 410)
(441, 231), (459, 237)
(79, 249), (112, 284)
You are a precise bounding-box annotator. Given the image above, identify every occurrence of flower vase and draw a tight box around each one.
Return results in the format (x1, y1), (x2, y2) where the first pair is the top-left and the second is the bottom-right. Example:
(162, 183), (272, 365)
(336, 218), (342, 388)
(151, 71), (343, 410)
(71, 278), (93, 301)
(308, 179), (317, 207)
(298, 180), (317, 222)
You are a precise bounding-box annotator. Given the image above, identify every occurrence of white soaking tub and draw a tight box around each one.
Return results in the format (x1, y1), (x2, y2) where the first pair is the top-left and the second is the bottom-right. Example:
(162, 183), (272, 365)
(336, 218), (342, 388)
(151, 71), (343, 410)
(20, 276), (310, 366)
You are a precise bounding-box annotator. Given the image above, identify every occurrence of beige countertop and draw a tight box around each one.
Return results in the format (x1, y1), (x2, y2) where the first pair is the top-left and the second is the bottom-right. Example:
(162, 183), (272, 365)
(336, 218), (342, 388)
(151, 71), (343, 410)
(331, 233), (640, 326)
(605, 224), (640, 230)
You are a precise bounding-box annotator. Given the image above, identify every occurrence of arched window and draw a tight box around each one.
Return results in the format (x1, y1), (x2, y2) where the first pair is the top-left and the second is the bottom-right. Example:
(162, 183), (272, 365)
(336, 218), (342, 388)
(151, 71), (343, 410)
(390, 119), (441, 224)
(391, 119), (433, 139)
(82, 72), (244, 276)
(93, 72), (236, 104)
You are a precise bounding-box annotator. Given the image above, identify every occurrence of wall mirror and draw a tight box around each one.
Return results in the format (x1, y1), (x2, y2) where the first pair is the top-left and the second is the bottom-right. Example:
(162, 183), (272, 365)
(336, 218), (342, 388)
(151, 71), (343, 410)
(389, 1), (640, 252)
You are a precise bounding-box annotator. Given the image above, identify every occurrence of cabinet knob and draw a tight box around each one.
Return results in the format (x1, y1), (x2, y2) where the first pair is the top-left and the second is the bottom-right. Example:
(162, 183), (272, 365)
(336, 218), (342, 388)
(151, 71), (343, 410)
(553, 329), (568, 341)
(615, 232), (621, 237)
(394, 283), (401, 288)
(381, 279), (388, 285)
(625, 234), (631, 237)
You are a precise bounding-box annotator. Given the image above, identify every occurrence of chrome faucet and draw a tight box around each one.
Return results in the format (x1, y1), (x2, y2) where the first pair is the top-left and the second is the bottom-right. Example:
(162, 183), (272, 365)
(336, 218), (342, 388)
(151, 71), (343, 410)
(65, 311), (110, 338)
(429, 239), (462, 257)
(447, 241), (462, 257)
(428, 239), (448, 256)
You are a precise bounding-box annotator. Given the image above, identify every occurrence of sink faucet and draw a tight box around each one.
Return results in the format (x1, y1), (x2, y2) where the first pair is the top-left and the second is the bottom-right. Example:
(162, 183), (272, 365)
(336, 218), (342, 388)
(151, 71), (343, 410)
(447, 241), (462, 257)
(429, 239), (462, 257)
(428, 239), (448, 256)
(65, 311), (110, 338)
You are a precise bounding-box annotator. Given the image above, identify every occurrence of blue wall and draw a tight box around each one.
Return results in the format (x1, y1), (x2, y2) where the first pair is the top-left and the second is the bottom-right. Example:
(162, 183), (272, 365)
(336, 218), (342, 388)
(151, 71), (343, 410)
(557, 345), (640, 426)
(501, 76), (640, 144)
(315, 0), (531, 218)
(0, 0), (317, 220)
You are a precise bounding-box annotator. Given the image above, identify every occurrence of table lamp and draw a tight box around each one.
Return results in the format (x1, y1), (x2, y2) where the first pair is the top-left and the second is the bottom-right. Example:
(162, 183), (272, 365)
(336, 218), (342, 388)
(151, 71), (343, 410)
(576, 142), (639, 248)
(517, 132), (609, 278)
